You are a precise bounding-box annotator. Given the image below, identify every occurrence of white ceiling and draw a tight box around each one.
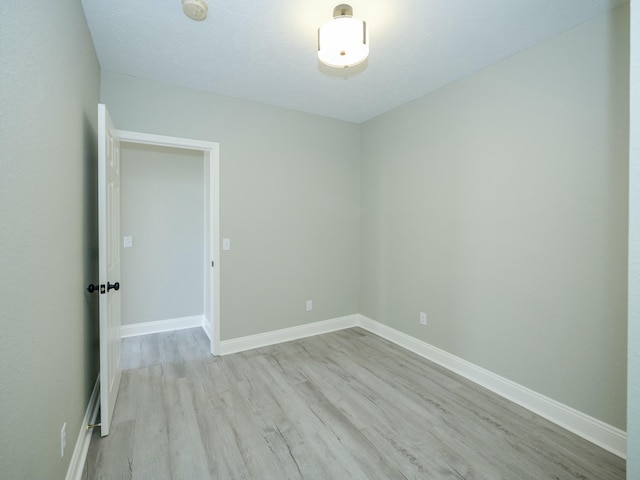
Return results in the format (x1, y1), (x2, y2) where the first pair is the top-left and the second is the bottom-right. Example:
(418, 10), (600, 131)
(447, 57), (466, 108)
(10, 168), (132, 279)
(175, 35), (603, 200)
(82, 0), (627, 124)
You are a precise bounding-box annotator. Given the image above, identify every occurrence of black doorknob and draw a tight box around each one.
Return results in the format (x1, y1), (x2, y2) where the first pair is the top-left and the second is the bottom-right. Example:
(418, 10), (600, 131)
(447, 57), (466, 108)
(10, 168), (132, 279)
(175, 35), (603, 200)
(107, 282), (120, 292)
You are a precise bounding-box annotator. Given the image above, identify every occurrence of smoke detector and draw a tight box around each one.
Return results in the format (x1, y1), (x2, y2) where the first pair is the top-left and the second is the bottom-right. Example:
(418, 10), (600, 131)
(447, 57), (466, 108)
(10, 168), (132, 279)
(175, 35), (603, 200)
(183, 0), (208, 21)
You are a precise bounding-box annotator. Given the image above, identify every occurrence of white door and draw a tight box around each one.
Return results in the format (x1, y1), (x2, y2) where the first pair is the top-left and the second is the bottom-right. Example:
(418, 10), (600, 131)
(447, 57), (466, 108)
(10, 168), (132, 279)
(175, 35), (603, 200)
(98, 103), (122, 437)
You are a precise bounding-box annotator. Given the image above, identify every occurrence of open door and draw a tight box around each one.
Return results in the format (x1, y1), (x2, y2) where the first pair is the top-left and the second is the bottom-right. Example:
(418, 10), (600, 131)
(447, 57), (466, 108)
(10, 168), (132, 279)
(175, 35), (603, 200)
(98, 103), (122, 437)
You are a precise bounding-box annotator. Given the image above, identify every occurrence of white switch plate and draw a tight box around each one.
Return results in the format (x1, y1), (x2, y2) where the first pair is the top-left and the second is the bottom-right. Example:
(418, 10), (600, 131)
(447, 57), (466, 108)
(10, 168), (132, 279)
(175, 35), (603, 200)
(222, 238), (231, 251)
(420, 312), (427, 325)
(123, 236), (133, 248)
(306, 300), (313, 311)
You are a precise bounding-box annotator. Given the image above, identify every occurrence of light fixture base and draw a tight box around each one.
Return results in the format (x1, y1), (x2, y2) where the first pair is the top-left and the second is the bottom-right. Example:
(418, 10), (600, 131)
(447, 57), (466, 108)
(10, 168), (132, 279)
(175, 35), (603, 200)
(333, 4), (353, 18)
(183, 0), (208, 21)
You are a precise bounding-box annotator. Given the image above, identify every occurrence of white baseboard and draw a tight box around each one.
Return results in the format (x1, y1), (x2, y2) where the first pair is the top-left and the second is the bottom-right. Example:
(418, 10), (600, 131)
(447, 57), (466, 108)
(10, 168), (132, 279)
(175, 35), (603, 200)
(219, 314), (359, 355)
(90, 312), (624, 464)
(202, 317), (212, 341)
(65, 376), (100, 480)
(120, 315), (205, 338)
(356, 315), (627, 459)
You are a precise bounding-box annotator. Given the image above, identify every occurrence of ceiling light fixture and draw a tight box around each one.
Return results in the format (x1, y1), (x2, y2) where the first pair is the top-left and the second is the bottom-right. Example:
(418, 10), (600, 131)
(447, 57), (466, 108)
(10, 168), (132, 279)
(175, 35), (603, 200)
(183, 0), (208, 21)
(317, 4), (369, 68)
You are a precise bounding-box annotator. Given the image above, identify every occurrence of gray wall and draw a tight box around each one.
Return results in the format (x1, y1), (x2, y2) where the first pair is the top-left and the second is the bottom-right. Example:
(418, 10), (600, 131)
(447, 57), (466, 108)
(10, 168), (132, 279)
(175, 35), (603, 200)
(0, 4), (628, 477)
(627, 0), (639, 475)
(360, 5), (629, 430)
(0, 1), (100, 478)
(101, 73), (362, 340)
(120, 144), (205, 326)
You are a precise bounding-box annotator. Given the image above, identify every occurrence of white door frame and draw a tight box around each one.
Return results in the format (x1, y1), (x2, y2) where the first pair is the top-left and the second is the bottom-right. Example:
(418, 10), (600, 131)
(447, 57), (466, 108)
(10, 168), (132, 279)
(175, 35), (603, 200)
(117, 130), (221, 356)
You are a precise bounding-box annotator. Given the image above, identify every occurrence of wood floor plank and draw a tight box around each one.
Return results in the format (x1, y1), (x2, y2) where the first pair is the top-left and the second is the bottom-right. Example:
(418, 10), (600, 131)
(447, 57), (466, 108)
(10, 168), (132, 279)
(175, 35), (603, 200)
(130, 366), (172, 480)
(83, 327), (625, 479)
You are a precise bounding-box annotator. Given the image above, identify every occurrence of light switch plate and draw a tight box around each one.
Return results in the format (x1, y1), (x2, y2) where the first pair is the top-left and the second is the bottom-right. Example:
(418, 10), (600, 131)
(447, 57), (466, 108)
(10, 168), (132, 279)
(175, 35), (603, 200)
(123, 236), (133, 248)
(222, 238), (231, 251)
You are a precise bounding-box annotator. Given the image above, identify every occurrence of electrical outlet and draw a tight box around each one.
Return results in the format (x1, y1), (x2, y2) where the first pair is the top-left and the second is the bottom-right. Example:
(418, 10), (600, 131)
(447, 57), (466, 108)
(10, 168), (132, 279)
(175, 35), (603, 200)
(419, 312), (427, 326)
(306, 300), (313, 311)
(60, 422), (67, 458)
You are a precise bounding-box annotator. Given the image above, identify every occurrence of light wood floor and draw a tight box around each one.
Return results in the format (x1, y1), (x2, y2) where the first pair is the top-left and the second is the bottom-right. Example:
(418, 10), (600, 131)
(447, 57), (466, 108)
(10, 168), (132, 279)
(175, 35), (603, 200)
(83, 327), (625, 479)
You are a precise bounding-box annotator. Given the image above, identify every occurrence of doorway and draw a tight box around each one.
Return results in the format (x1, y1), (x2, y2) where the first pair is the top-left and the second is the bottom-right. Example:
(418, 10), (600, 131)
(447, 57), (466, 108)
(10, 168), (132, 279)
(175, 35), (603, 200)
(116, 130), (220, 355)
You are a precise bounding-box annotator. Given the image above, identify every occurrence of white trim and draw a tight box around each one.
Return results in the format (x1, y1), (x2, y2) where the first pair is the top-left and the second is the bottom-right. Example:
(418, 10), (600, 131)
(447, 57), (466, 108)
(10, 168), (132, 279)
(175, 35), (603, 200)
(219, 315), (358, 355)
(103, 311), (627, 460)
(357, 315), (627, 459)
(202, 316), (212, 341)
(120, 315), (205, 338)
(116, 129), (221, 356)
(217, 314), (625, 456)
(208, 146), (221, 356)
(65, 376), (100, 480)
(116, 130), (216, 151)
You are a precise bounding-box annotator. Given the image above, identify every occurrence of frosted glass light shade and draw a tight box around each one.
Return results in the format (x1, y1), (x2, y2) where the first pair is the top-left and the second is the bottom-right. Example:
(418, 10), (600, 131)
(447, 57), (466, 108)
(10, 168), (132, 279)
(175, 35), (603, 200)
(318, 12), (369, 68)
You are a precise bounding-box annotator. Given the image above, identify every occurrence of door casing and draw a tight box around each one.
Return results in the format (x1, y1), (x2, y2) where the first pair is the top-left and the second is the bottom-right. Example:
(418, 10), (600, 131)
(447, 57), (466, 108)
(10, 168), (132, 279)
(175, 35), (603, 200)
(117, 130), (221, 356)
